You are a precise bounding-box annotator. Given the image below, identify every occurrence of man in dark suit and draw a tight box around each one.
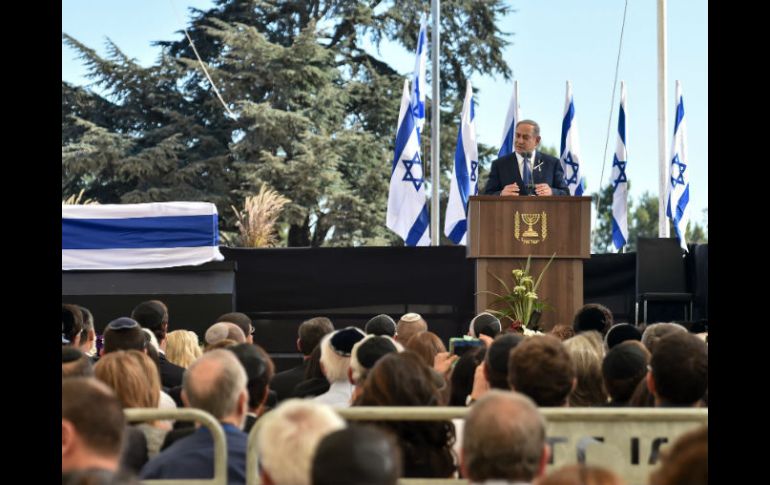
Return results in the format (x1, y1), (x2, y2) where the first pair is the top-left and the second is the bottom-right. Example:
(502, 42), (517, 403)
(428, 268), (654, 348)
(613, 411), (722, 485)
(140, 350), (249, 484)
(270, 316), (334, 403)
(483, 119), (569, 196)
(131, 300), (185, 389)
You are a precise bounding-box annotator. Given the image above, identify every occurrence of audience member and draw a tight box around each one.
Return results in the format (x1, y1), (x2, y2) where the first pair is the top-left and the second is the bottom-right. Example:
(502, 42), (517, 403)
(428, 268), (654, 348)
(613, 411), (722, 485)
(509, 335), (575, 407)
(395, 313), (428, 344)
(271, 317), (334, 402)
(572, 304), (613, 336)
(365, 314), (397, 337)
(215, 312), (255, 344)
(563, 332), (608, 406)
(312, 425), (402, 485)
(165, 330), (202, 369)
(647, 332), (707, 407)
(63, 347), (94, 378)
(314, 326), (366, 407)
(140, 350), (249, 484)
(257, 399), (345, 485)
(604, 323), (642, 350)
(461, 390), (549, 483)
(602, 341), (650, 406)
(62, 378), (126, 476)
(468, 312), (502, 339)
(355, 352), (456, 478)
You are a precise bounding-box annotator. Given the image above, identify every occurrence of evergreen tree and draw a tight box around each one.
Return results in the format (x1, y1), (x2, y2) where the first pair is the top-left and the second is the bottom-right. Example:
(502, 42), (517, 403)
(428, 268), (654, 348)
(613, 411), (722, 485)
(62, 0), (513, 246)
(590, 187), (707, 253)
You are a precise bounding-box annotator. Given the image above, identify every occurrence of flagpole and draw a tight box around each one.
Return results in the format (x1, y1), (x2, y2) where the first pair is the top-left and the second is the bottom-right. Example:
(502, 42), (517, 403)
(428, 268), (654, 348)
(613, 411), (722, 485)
(657, 0), (669, 237)
(430, 0), (440, 246)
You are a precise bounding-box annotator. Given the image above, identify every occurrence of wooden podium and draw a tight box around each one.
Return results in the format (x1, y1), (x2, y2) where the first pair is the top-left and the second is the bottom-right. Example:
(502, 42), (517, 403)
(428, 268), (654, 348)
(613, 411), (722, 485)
(467, 196), (592, 331)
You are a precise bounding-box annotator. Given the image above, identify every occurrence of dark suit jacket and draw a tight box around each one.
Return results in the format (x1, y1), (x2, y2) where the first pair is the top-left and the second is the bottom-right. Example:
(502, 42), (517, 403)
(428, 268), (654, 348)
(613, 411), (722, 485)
(269, 361), (308, 403)
(142, 424), (248, 484)
(483, 151), (569, 196)
(158, 353), (185, 389)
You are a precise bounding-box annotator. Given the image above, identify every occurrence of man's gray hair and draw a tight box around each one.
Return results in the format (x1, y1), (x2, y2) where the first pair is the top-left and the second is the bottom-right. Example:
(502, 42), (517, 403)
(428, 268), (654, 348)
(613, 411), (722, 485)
(463, 390), (546, 482)
(516, 119), (541, 137)
(641, 322), (688, 354)
(257, 399), (345, 485)
(183, 349), (247, 420)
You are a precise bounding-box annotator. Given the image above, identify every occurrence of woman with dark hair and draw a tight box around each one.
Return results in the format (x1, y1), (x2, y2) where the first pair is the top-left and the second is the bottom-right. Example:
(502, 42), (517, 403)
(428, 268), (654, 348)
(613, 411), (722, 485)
(448, 346), (487, 407)
(354, 351), (457, 478)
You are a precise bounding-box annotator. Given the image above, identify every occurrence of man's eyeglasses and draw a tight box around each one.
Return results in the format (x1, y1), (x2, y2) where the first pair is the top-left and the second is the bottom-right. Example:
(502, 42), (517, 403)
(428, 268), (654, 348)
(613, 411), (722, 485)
(249, 324), (255, 335)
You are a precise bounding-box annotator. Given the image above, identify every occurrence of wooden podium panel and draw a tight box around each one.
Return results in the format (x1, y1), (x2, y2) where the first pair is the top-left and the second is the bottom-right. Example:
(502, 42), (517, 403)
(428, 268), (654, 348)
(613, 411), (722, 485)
(468, 196), (591, 331)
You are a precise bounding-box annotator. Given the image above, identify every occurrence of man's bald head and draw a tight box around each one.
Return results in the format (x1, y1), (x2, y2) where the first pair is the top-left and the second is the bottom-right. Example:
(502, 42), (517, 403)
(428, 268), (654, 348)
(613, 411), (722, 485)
(182, 349), (247, 420)
(462, 390), (548, 482)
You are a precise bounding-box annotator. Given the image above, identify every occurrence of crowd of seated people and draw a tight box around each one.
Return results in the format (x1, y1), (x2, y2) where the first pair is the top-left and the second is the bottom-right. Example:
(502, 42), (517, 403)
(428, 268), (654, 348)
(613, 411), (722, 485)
(62, 301), (707, 484)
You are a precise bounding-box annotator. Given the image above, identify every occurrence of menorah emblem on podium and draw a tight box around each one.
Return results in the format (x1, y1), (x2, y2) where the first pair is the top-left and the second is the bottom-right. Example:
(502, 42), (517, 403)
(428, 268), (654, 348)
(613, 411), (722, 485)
(521, 213), (541, 237)
(514, 211), (548, 244)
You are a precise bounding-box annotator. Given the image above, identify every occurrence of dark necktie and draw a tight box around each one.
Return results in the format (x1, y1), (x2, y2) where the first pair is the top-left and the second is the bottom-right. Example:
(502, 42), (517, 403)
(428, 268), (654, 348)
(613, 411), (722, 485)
(522, 157), (533, 187)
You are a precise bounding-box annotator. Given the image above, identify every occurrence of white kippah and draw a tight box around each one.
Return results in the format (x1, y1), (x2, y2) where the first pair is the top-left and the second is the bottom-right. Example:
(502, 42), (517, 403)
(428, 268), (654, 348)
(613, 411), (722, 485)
(400, 312), (423, 323)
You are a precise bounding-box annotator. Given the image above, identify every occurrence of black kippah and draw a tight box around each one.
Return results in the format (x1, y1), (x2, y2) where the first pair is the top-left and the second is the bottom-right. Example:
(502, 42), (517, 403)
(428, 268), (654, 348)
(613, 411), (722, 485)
(605, 324), (642, 349)
(330, 327), (366, 356)
(356, 336), (398, 369)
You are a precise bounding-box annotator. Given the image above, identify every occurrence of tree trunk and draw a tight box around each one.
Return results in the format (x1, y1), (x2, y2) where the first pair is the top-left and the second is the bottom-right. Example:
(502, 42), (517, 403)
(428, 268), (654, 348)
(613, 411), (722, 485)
(288, 215), (311, 247)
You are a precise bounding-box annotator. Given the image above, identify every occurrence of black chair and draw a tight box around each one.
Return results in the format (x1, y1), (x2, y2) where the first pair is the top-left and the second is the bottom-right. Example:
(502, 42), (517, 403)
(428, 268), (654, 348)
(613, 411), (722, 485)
(635, 237), (694, 325)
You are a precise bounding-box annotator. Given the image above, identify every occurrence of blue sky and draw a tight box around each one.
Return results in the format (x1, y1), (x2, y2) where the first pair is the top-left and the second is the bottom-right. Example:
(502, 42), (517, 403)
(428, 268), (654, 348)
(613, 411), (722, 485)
(63, 0), (707, 228)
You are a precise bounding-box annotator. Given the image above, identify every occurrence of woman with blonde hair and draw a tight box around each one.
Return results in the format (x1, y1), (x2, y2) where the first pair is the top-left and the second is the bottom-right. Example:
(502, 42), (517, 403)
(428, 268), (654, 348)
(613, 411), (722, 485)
(94, 350), (170, 459)
(563, 331), (608, 406)
(165, 329), (202, 368)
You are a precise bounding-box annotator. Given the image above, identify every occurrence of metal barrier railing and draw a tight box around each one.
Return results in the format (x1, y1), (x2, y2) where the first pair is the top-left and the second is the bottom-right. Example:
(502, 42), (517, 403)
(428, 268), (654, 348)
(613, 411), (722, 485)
(129, 406), (707, 485)
(124, 408), (228, 485)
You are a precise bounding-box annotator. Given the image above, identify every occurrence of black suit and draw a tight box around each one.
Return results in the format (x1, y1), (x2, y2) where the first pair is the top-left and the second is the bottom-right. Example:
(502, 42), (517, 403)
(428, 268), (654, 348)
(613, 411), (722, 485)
(483, 151), (569, 196)
(270, 361), (308, 403)
(158, 353), (185, 389)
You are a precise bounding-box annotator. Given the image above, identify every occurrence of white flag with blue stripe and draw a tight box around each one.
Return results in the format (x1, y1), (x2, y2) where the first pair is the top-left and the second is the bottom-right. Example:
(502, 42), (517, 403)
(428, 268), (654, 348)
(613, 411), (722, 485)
(497, 81), (520, 157)
(62, 202), (224, 270)
(611, 81), (629, 251)
(560, 81), (584, 195)
(411, 14), (428, 137)
(445, 81), (478, 245)
(666, 81), (690, 252)
(387, 80), (430, 246)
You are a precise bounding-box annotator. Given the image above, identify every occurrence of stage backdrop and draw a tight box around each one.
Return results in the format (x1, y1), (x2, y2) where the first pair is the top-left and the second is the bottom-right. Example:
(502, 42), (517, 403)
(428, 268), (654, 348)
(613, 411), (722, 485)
(62, 245), (707, 371)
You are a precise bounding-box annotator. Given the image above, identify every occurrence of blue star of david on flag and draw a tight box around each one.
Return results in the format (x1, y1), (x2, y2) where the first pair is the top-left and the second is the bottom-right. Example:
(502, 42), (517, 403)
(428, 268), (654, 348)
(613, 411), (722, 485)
(665, 83), (691, 252)
(612, 156), (627, 190)
(611, 82), (629, 252)
(670, 154), (686, 186)
(402, 152), (424, 191)
(563, 152), (580, 185)
(387, 79), (430, 246)
(560, 82), (584, 195)
(445, 80), (478, 245)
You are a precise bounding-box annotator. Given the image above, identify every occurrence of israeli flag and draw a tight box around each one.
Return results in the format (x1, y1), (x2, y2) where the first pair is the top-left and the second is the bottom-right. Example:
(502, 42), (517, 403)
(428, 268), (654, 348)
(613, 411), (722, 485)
(498, 81), (520, 157)
(560, 81), (584, 195)
(445, 81), (478, 245)
(387, 80), (430, 246)
(62, 202), (224, 270)
(411, 14), (428, 137)
(611, 81), (629, 251)
(666, 81), (691, 252)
